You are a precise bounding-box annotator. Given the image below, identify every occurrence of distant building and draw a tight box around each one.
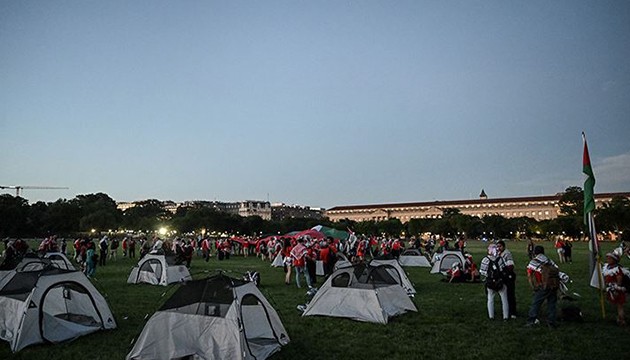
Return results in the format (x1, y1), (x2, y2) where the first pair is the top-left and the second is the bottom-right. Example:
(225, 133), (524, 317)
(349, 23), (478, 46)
(271, 203), (324, 221)
(117, 199), (272, 220)
(116, 202), (136, 212)
(235, 201), (272, 220)
(162, 201), (179, 214)
(325, 191), (630, 223)
(117, 200), (180, 214)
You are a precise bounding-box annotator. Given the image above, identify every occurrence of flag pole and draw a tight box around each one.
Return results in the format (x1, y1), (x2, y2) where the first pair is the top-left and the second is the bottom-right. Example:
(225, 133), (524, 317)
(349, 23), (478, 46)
(588, 212), (606, 319)
(582, 132), (606, 319)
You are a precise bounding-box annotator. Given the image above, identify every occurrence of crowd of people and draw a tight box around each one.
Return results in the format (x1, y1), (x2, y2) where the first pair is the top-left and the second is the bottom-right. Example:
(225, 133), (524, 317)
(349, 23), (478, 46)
(1, 233), (628, 327)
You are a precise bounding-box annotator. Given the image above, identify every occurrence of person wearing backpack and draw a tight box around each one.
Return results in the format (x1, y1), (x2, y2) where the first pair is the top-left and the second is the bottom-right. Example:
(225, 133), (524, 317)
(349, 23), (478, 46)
(525, 245), (559, 328)
(497, 240), (517, 319)
(602, 252), (627, 326)
(480, 245), (509, 320)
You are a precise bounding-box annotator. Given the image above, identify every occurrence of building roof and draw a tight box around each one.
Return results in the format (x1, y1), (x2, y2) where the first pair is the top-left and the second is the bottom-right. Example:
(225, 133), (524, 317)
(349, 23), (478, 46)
(326, 192), (630, 212)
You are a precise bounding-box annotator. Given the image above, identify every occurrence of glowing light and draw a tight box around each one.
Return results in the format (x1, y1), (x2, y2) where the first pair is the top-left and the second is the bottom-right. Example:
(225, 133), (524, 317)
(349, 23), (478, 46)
(158, 227), (167, 236)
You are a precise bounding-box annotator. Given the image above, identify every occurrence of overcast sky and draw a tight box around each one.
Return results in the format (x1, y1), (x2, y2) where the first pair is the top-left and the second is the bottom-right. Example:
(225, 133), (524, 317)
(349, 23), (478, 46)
(1, 1), (629, 208)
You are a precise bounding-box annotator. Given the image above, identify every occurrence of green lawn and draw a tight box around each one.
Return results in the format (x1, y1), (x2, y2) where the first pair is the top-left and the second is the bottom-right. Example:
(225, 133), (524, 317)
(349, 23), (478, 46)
(2, 241), (629, 360)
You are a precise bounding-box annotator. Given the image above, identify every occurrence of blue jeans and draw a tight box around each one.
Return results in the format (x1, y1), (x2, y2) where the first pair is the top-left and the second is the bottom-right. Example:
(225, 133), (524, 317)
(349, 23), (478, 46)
(295, 265), (312, 288)
(527, 288), (557, 325)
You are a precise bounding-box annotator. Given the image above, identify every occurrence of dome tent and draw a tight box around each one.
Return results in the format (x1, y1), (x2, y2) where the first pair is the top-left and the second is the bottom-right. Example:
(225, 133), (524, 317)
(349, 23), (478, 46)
(0, 267), (116, 352)
(368, 256), (417, 295)
(127, 274), (290, 360)
(302, 263), (417, 324)
(430, 250), (466, 274)
(398, 249), (431, 267)
(127, 254), (191, 286)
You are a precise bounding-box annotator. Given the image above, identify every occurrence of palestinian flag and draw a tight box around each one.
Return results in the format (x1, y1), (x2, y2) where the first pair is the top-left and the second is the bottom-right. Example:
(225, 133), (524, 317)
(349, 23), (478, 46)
(583, 132), (602, 289)
(583, 133), (596, 223)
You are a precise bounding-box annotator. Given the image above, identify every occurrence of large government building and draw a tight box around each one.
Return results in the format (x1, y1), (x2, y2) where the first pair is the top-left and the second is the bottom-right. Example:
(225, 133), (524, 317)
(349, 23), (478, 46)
(325, 190), (630, 223)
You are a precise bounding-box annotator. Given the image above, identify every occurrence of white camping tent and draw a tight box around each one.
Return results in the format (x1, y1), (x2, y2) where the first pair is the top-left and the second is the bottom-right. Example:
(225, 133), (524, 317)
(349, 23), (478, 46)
(331, 252), (352, 272)
(368, 258), (416, 295)
(271, 252), (284, 267)
(398, 249), (431, 267)
(430, 250), (466, 274)
(127, 274), (290, 360)
(0, 267), (117, 352)
(127, 254), (192, 286)
(0, 253), (76, 283)
(302, 264), (417, 324)
(43, 252), (76, 270)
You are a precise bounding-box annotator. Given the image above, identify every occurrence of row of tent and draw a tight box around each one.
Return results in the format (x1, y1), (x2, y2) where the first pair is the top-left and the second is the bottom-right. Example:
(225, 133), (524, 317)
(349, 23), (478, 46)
(0, 247), (462, 357)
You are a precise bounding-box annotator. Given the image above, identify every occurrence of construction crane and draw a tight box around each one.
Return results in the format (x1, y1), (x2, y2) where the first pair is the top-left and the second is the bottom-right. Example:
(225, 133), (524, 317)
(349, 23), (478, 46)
(0, 185), (69, 197)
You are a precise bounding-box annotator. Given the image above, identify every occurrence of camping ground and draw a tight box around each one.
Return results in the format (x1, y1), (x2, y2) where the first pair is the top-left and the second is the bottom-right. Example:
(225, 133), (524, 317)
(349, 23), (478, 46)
(1, 240), (629, 360)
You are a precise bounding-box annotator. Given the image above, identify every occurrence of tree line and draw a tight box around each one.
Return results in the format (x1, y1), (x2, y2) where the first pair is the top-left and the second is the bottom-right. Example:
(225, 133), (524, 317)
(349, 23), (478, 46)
(1, 187), (629, 241)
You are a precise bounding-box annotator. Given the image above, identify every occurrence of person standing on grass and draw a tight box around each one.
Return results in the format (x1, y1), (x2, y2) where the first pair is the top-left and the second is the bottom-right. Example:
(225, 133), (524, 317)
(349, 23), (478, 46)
(480, 244), (509, 320)
(98, 236), (108, 267)
(563, 240), (573, 263)
(129, 237), (136, 258)
(110, 237), (119, 260)
(201, 237), (210, 262)
(603, 252), (627, 326)
(497, 240), (517, 319)
(554, 239), (565, 264)
(291, 237), (312, 288)
(73, 238), (81, 261)
(525, 245), (559, 328)
(85, 240), (97, 278)
(283, 238), (293, 285)
(122, 236), (128, 257)
(527, 239), (535, 260)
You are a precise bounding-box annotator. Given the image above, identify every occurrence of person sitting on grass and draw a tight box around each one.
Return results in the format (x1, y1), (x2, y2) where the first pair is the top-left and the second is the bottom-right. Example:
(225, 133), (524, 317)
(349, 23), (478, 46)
(445, 263), (467, 283)
(464, 253), (480, 282)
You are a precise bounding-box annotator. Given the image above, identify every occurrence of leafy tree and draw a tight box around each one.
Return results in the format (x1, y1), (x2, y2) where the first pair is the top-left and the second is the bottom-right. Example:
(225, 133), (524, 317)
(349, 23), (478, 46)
(123, 199), (170, 231)
(554, 215), (583, 239)
(406, 218), (433, 236)
(44, 199), (82, 235)
(0, 195), (30, 237)
(378, 218), (403, 236)
(559, 186), (584, 217)
(481, 215), (512, 239)
(596, 196), (630, 233)
(74, 193), (121, 231)
(355, 220), (378, 236)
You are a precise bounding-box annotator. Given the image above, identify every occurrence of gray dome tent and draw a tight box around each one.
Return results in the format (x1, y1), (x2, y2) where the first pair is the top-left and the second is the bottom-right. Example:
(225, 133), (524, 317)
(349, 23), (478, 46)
(398, 249), (431, 267)
(302, 263), (417, 324)
(127, 274), (290, 360)
(430, 250), (466, 274)
(127, 254), (192, 286)
(0, 267), (117, 352)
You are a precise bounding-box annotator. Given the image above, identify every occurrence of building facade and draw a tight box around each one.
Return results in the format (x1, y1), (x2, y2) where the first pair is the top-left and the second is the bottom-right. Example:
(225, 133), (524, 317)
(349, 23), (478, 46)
(117, 200), (272, 220)
(325, 192), (630, 223)
(271, 203), (324, 221)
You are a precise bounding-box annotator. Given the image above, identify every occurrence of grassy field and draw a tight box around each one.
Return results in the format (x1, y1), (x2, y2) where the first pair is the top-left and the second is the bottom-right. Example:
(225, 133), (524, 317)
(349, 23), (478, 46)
(2, 240), (629, 360)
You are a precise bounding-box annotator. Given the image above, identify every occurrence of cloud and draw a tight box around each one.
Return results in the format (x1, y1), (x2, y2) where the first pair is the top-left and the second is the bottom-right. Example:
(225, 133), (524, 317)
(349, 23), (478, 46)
(593, 152), (630, 191)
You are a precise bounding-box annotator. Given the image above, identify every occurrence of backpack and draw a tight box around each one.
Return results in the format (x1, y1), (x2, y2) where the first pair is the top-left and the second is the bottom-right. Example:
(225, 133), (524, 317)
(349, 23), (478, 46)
(243, 271), (261, 286)
(540, 262), (560, 290)
(485, 259), (504, 291)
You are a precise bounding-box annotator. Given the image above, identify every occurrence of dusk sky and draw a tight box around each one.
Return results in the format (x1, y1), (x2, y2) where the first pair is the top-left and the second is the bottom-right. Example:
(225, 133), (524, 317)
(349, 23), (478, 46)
(1, 1), (629, 209)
